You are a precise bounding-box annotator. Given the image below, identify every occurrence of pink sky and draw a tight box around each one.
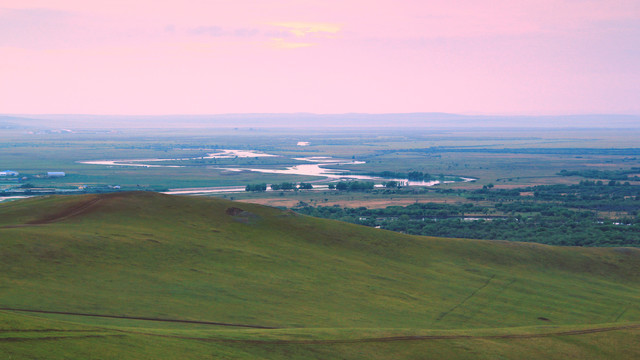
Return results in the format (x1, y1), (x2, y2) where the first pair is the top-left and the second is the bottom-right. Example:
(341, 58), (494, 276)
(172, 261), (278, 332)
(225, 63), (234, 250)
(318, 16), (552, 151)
(1, 0), (639, 115)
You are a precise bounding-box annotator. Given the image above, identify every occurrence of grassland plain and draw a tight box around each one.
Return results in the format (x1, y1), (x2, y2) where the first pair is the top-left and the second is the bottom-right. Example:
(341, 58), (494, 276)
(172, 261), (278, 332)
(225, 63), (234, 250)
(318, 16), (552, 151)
(1, 192), (640, 359)
(3, 128), (640, 193)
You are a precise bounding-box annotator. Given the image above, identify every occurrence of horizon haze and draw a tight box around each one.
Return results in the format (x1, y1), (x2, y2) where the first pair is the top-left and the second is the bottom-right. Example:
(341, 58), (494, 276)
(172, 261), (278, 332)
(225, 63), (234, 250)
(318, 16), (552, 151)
(2, 112), (640, 129)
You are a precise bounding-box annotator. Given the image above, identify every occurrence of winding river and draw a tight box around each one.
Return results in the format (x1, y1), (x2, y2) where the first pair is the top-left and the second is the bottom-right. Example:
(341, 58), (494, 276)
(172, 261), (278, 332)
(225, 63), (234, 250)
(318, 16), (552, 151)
(78, 150), (474, 195)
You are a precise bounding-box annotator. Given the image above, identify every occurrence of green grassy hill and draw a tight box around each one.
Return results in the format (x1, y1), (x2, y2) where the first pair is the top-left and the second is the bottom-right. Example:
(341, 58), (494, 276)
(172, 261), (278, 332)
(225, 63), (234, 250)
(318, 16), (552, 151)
(1, 192), (639, 359)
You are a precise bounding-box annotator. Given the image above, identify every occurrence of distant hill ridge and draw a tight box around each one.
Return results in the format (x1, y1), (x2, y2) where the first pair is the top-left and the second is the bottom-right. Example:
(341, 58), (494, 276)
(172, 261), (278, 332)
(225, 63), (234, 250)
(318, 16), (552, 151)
(2, 113), (640, 129)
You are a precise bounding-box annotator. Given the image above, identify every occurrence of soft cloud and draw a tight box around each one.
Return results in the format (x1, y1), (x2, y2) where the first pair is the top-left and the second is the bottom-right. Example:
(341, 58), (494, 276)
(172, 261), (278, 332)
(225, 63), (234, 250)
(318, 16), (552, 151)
(0, 7), (75, 48)
(268, 37), (314, 49)
(189, 26), (259, 38)
(269, 22), (341, 37)
(190, 26), (225, 37)
(233, 28), (260, 37)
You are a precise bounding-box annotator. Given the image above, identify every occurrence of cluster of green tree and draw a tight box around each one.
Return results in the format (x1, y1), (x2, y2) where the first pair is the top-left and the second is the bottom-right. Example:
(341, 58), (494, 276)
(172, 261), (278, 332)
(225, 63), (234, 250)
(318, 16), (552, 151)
(558, 168), (640, 181)
(359, 171), (407, 179)
(384, 147), (640, 156)
(295, 182), (640, 247)
(296, 203), (639, 247)
(470, 182), (639, 210)
(270, 182), (313, 190)
(531, 183), (639, 213)
(298, 183), (313, 190)
(382, 181), (401, 188)
(386, 216), (638, 247)
(328, 181), (374, 191)
(245, 183), (267, 192)
(270, 182), (296, 191)
(467, 188), (521, 200)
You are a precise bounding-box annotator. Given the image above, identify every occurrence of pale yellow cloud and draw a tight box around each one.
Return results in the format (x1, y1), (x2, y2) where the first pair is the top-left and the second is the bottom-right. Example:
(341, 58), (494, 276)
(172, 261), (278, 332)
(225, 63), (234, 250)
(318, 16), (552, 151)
(269, 22), (341, 37)
(269, 38), (314, 49)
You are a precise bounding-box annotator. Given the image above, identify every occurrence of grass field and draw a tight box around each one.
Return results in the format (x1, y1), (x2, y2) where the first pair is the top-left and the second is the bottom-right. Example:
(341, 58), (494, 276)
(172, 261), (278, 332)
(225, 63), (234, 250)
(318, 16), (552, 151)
(1, 192), (639, 358)
(228, 187), (470, 208)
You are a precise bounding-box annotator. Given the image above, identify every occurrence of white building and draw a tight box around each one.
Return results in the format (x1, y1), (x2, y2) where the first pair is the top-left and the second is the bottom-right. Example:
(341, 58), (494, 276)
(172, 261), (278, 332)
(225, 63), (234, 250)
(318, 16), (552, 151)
(47, 172), (66, 177)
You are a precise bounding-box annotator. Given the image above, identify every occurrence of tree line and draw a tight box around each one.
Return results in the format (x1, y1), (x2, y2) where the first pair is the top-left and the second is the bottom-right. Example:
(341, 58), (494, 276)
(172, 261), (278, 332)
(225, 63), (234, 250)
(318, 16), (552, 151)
(294, 182), (640, 247)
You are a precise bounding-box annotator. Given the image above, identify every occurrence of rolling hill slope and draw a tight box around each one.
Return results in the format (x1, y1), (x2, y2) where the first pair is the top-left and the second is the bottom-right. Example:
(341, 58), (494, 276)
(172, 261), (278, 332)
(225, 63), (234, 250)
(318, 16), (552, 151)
(1, 192), (639, 359)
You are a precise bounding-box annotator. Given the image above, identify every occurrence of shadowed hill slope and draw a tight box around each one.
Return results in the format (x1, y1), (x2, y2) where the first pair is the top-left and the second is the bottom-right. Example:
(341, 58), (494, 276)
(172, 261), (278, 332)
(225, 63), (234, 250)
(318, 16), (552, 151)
(1, 192), (639, 358)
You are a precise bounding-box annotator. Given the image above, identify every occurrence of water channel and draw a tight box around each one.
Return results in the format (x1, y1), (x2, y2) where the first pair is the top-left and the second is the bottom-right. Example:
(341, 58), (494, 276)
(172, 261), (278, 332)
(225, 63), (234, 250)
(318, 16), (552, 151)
(78, 150), (474, 195)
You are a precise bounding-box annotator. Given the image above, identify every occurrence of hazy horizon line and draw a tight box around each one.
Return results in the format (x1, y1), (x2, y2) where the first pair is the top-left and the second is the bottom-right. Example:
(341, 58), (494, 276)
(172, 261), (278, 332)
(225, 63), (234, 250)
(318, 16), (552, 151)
(4, 112), (640, 117)
(3, 112), (640, 130)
